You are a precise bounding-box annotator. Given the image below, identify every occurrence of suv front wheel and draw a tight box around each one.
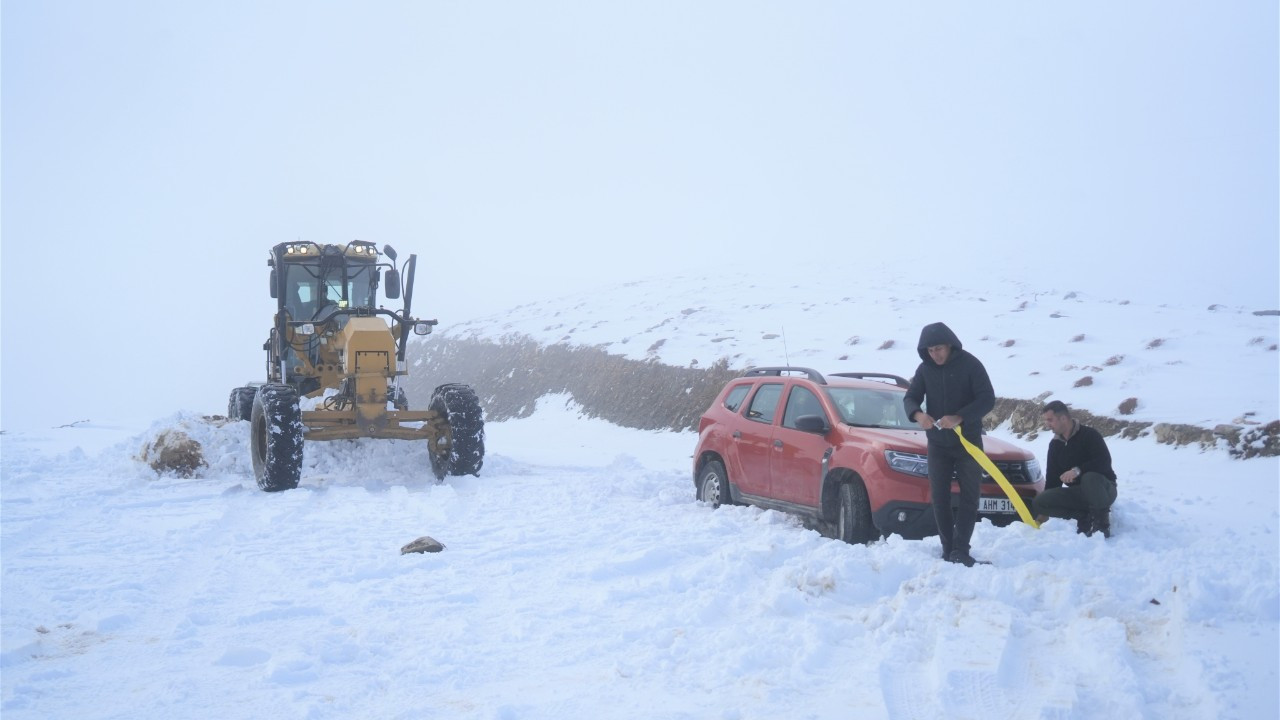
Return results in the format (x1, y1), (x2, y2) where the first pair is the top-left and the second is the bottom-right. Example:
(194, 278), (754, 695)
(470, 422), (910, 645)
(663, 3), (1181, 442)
(835, 479), (877, 544)
(696, 460), (732, 507)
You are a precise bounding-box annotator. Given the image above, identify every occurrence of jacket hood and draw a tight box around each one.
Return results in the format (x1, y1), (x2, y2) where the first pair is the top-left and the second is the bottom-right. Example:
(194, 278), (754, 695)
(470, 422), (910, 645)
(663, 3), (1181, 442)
(917, 322), (963, 362)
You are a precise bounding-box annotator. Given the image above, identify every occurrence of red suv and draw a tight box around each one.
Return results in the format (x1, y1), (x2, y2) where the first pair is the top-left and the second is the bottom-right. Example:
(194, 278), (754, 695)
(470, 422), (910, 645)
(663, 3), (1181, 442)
(692, 367), (1044, 543)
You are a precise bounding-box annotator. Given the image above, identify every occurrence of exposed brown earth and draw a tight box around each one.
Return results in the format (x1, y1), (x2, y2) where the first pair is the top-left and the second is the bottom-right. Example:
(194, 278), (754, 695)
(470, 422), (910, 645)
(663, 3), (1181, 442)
(406, 335), (739, 431)
(140, 429), (207, 477)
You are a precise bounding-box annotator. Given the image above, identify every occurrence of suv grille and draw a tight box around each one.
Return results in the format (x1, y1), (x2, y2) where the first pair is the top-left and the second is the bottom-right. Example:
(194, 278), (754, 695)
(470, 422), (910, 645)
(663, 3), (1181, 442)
(954, 461), (1036, 484)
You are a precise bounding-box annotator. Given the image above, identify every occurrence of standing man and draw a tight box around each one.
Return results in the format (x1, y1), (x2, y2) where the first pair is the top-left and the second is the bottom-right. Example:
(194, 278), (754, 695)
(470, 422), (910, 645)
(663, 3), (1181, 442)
(1033, 401), (1118, 538)
(903, 322), (995, 567)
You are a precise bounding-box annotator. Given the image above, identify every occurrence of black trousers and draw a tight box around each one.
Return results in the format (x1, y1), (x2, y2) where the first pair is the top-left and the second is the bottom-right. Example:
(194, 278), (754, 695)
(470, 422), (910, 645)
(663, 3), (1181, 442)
(1032, 472), (1118, 521)
(928, 441), (982, 556)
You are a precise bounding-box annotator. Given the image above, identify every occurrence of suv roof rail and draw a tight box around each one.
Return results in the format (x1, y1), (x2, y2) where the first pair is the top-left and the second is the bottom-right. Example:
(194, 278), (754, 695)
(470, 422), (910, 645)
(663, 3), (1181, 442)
(742, 366), (827, 384)
(829, 372), (911, 388)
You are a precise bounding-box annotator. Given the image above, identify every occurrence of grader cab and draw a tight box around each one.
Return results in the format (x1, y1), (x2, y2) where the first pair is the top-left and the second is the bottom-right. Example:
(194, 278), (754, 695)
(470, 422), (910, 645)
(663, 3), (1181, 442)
(228, 240), (484, 491)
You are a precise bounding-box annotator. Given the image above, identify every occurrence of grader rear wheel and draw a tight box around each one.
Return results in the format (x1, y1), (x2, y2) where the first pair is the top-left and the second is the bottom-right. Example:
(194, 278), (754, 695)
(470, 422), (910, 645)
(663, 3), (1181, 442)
(228, 386), (256, 421)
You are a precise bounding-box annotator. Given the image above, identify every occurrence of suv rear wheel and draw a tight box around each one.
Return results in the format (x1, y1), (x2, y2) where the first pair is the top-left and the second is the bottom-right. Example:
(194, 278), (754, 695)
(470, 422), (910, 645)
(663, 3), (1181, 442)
(835, 480), (877, 544)
(696, 460), (732, 507)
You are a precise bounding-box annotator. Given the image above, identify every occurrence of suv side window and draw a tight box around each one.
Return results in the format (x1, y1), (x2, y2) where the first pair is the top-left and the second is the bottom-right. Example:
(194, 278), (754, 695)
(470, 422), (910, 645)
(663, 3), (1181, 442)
(746, 383), (783, 424)
(723, 384), (752, 413)
(782, 386), (827, 429)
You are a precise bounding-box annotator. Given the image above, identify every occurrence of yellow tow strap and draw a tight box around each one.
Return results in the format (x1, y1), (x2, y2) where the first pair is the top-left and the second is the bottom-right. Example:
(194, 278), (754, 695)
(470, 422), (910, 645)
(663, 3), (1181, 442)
(952, 426), (1040, 529)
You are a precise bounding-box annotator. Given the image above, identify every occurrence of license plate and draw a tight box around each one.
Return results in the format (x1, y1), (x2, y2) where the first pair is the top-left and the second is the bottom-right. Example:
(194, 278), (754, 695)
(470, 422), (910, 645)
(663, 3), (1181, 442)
(979, 497), (1015, 513)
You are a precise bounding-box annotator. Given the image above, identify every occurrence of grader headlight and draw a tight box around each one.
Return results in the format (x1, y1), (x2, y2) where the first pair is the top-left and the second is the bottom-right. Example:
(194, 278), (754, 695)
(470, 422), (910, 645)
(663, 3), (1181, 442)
(298, 323), (315, 335)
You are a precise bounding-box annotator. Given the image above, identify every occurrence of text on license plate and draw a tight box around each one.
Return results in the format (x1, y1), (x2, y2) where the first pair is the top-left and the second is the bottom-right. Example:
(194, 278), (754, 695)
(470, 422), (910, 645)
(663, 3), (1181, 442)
(979, 497), (1015, 513)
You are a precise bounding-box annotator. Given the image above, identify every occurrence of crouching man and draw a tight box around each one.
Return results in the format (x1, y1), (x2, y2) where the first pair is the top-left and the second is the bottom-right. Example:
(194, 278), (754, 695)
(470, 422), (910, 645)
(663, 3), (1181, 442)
(1033, 400), (1118, 537)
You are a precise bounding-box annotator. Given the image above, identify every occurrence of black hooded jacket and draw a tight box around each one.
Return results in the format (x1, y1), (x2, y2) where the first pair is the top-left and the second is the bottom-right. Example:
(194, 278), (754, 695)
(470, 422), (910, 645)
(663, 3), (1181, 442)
(903, 322), (995, 448)
(1045, 421), (1117, 488)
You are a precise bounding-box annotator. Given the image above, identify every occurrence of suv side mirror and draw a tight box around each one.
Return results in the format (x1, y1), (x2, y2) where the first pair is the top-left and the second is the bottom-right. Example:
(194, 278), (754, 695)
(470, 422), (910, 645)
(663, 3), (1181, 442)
(795, 415), (829, 434)
(384, 268), (401, 299)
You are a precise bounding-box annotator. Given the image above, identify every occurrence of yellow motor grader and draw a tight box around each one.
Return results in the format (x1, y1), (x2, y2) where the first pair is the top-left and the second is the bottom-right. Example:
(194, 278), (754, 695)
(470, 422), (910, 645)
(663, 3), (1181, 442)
(228, 240), (484, 491)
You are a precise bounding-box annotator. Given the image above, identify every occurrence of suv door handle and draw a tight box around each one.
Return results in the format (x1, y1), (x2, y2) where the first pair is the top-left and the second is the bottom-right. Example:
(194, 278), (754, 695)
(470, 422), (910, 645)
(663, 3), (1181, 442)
(732, 430), (742, 439)
(773, 439), (783, 448)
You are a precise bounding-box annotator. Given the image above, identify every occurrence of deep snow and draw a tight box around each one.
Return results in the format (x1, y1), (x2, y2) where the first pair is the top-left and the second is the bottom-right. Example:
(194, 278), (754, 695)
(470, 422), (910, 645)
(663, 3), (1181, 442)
(2, 273), (1278, 719)
(1, 394), (1277, 719)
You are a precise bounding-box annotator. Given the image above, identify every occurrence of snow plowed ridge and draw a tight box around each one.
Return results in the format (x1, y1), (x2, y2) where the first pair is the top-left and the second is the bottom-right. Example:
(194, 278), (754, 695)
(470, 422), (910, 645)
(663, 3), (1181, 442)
(3, 399), (1276, 718)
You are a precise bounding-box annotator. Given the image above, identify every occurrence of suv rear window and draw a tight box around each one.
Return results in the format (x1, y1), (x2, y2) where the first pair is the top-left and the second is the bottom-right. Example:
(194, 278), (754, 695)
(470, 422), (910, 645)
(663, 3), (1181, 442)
(746, 383), (783, 424)
(723, 384), (751, 413)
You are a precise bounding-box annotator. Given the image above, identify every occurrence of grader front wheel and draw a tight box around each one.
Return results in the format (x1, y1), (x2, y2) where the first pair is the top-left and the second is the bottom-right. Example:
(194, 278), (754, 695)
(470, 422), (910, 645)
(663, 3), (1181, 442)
(250, 384), (303, 492)
(429, 383), (485, 480)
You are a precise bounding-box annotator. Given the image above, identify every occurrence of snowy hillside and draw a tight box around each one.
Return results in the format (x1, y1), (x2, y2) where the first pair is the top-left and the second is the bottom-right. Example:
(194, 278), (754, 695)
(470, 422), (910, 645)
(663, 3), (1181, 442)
(2, 274), (1278, 719)
(439, 265), (1278, 431)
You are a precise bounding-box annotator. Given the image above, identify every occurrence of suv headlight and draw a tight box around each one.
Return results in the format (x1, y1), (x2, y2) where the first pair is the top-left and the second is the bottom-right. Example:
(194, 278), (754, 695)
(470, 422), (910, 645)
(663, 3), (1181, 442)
(886, 450), (929, 477)
(1026, 458), (1043, 482)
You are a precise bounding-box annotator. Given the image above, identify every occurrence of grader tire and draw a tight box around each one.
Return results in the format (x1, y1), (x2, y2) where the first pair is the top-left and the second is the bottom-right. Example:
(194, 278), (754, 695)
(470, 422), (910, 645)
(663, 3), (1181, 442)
(228, 386), (256, 421)
(250, 384), (303, 492)
(429, 383), (485, 480)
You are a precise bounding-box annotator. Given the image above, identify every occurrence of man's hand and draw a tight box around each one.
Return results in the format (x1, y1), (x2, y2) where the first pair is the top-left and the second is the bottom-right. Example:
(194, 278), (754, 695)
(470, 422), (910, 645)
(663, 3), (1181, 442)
(914, 412), (935, 430)
(936, 414), (963, 430)
(1059, 467), (1081, 485)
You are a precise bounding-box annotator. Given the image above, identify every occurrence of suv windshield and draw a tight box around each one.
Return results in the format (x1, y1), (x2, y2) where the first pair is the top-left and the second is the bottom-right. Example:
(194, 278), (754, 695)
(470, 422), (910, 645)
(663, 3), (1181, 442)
(826, 387), (913, 428)
(283, 262), (376, 321)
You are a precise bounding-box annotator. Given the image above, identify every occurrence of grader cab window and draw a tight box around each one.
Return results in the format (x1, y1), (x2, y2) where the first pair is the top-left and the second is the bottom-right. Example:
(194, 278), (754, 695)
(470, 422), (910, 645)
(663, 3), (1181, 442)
(334, 265), (376, 308)
(285, 272), (323, 321)
(283, 263), (376, 321)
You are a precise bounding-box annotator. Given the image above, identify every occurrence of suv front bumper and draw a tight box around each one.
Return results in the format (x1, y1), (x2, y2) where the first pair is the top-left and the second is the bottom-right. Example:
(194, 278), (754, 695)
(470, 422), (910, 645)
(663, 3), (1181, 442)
(874, 494), (1034, 540)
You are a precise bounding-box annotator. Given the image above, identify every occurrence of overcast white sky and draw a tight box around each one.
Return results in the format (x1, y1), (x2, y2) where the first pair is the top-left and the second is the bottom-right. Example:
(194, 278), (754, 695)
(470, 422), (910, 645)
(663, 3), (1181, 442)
(2, 1), (1277, 430)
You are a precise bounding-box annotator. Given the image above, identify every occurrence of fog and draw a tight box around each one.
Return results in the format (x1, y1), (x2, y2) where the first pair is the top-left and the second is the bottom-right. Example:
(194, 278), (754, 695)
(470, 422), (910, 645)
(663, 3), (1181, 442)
(2, 1), (1276, 430)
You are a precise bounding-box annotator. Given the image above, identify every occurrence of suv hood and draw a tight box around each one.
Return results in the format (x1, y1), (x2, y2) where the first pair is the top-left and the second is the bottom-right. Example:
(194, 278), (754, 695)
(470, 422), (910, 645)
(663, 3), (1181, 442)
(846, 425), (1033, 461)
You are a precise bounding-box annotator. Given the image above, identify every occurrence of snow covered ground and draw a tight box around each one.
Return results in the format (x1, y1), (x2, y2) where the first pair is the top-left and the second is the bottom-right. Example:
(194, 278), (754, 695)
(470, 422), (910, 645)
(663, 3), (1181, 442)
(3, 270), (1278, 718)
(2, 391), (1277, 719)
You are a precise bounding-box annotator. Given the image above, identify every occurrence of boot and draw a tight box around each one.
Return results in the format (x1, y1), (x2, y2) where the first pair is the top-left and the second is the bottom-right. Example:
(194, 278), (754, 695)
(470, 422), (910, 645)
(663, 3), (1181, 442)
(1074, 513), (1092, 535)
(1090, 509), (1112, 539)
